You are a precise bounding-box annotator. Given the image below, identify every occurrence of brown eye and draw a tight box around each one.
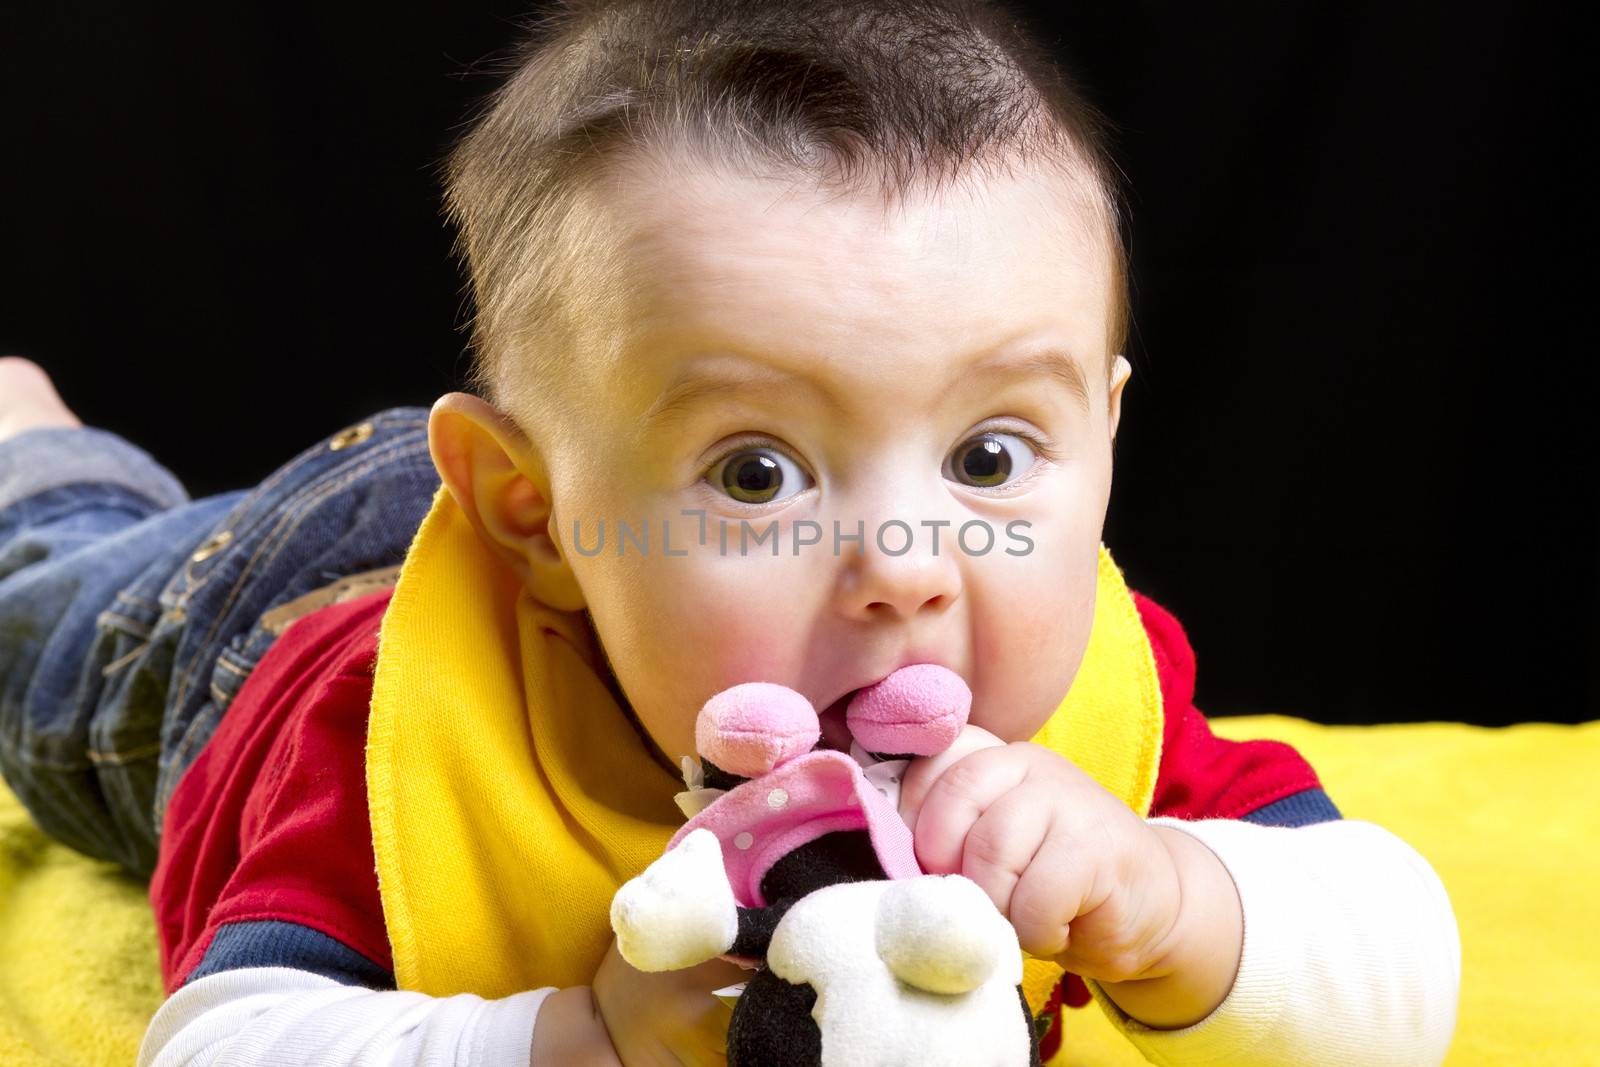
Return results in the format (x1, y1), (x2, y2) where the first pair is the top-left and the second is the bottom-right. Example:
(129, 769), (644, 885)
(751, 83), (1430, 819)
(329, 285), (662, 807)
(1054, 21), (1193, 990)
(713, 447), (810, 505)
(947, 432), (1035, 489)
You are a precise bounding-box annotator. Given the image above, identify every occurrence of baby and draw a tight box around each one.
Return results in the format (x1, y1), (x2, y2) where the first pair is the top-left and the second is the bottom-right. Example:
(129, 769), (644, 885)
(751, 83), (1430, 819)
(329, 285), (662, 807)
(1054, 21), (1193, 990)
(0, 1), (1460, 1065)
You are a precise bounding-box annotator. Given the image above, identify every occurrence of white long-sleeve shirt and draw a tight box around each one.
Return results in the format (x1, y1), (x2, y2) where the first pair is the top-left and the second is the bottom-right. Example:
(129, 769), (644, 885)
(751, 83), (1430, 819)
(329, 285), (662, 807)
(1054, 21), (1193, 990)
(1093, 816), (1461, 1066)
(136, 971), (555, 1066)
(137, 816), (1460, 1067)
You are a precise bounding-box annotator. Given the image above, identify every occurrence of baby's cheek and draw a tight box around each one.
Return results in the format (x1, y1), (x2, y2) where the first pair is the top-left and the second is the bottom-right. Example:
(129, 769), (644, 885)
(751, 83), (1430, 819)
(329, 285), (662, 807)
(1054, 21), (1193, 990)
(969, 690), (1054, 743)
(640, 600), (817, 763)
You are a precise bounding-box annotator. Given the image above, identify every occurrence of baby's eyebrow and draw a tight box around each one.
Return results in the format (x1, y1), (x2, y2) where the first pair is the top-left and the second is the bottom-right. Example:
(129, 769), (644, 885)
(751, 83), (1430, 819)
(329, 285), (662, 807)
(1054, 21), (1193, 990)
(642, 356), (827, 433)
(641, 345), (1091, 433)
(966, 348), (1091, 414)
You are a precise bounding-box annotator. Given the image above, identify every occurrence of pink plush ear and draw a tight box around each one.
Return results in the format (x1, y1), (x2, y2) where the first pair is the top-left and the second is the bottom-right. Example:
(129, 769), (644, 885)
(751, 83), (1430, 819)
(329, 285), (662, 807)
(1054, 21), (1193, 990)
(846, 663), (970, 756)
(696, 682), (821, 778)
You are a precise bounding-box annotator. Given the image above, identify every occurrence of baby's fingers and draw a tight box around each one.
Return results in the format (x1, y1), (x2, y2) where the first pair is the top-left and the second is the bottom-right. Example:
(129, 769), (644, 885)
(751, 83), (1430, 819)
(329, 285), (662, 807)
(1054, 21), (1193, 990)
(910, 745), (1028, 875)
(898, 724), (1007, 834)
(1007, 831), (1085, 959)
(957, 789), (1050, 918)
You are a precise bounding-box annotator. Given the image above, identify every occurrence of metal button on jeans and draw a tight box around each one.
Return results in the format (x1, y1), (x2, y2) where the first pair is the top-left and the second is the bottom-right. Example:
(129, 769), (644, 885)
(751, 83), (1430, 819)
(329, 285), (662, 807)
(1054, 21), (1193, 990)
(328, 421), (375, 451)
(190, 529), (232, 562)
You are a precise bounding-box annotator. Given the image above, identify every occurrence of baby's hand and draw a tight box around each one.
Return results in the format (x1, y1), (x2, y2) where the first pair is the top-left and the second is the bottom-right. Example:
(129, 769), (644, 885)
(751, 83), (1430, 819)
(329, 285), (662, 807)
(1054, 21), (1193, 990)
(897, 738), (1230, 1023)
(591, 935), (747, 1067)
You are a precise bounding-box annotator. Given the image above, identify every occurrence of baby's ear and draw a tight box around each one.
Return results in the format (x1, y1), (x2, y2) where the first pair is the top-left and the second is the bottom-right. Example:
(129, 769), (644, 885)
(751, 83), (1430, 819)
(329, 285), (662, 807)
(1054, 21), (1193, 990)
(427, 392), (586, 612)
(1107, 354), (1132, 439)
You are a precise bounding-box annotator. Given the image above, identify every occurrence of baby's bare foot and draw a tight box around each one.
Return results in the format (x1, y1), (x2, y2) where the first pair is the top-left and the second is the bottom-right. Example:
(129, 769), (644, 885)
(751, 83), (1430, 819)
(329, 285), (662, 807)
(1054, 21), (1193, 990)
(0, 357), (82, 442)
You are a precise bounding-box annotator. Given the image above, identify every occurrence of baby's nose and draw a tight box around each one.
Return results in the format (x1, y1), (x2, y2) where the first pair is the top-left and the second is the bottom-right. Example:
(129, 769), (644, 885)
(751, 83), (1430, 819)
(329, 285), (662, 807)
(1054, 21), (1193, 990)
(695, 682), (820, 778)
(847, 663), (970, 756)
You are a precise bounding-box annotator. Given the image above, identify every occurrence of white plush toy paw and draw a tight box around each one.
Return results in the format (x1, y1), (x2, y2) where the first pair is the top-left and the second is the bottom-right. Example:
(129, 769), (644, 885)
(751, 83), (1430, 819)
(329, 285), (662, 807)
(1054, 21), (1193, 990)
(610, 827), (738, 972)
(875, 873), (1008, 995)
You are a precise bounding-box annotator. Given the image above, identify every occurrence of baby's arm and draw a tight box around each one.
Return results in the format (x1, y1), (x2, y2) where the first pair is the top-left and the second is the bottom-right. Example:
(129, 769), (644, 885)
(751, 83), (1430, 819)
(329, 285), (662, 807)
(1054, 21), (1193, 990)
(1088, 815), (1460, 1066)
(1092, 593), (1460, 1063)
(138, 934), (745, 1067)
(139, 592), (623, 1067)
(138, 967), (560, 1067)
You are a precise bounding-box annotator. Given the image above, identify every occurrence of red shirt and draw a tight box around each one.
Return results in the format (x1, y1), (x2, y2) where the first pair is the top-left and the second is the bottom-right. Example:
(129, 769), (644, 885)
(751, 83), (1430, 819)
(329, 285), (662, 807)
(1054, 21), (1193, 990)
(149, 585), (1330, 996)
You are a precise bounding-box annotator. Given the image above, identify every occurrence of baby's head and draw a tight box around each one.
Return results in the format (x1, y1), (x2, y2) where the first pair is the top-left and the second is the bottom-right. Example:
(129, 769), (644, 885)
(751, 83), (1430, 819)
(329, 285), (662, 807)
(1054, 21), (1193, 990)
(426, 0), (1133, 773)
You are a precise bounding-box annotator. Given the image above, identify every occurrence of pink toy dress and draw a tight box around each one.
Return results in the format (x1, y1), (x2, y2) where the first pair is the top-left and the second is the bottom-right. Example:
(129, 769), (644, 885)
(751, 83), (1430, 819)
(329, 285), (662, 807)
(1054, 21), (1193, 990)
(666, 663), (971, 908)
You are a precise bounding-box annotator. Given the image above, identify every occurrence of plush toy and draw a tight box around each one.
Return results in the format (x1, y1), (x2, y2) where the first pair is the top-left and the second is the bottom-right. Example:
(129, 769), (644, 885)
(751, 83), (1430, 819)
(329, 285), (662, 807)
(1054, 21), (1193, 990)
(610, 664), (1043, 1067)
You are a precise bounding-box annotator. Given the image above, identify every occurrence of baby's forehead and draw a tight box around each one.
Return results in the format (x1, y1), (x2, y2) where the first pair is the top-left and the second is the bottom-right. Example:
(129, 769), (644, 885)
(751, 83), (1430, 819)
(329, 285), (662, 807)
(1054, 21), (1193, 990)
(507, 149), (1118, 455)
(581, 153), (1115, 355)
(603, 149), (1110, 269)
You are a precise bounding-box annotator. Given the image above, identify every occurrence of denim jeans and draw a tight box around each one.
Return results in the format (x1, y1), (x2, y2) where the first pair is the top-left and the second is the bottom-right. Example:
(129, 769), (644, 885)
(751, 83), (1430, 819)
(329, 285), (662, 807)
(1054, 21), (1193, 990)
(0, 408), (439, 880)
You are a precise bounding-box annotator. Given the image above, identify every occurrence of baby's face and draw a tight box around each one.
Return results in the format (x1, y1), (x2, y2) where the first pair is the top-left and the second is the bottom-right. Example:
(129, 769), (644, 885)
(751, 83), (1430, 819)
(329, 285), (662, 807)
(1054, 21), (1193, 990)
(543, 154), (1128, 768)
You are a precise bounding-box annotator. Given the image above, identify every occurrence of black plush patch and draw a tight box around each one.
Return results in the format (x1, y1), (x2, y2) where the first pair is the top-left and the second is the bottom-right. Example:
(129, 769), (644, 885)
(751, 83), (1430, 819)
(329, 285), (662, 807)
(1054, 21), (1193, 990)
(761, 829), (885, 899)
(727, 968), (822, 1067)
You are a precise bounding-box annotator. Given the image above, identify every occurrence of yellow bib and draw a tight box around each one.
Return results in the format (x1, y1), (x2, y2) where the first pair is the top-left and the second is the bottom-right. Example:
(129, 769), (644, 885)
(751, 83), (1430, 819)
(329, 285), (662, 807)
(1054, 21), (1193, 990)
(366, 485), (1165, 1019)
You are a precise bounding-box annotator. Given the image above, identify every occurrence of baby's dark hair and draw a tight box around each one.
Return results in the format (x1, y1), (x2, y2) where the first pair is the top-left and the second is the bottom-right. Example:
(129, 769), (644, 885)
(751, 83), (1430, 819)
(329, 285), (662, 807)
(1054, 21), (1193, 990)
(442, 0), (1128, 434)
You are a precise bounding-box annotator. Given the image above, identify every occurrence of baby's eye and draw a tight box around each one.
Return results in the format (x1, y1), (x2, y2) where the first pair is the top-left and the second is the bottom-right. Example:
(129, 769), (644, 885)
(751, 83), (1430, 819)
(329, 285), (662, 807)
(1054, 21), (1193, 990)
(708, 445), (813, 505)
(945, 431), (1040, 489)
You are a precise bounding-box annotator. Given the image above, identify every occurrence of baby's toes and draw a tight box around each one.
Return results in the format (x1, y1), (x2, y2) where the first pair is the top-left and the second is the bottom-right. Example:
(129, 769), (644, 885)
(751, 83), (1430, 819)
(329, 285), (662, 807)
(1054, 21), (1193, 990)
(0, 357), (80, 440)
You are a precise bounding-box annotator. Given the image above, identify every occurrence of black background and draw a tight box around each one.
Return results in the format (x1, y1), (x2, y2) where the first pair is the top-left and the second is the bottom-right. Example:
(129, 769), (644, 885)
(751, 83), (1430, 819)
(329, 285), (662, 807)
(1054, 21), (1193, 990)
(2, 3), (1591, 726)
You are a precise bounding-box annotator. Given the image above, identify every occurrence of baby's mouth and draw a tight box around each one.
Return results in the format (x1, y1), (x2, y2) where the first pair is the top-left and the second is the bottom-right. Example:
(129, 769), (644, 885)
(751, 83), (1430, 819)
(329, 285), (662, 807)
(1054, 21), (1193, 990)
(817, 690), (859, 751)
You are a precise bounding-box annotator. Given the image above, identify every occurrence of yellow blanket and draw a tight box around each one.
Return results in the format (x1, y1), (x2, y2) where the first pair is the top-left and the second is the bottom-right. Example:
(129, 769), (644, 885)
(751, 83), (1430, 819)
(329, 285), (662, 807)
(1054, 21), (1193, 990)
(1, 716), (1595, 1066)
